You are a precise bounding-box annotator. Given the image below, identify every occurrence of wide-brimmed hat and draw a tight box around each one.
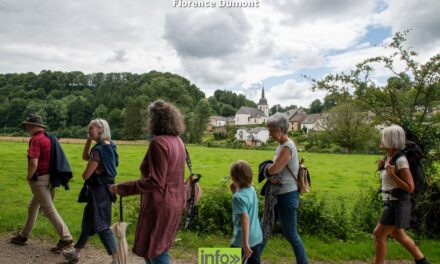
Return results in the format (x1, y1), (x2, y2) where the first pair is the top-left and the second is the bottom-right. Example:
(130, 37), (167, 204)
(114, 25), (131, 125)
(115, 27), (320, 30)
(21, 114), (46, 128)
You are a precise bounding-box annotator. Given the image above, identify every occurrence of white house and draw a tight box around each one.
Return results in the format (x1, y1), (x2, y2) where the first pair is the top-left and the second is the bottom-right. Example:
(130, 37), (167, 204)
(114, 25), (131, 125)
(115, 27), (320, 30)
(235, 127), (270, 145)
(235, 87), (269, 125)
(300, 113), (323, 133)
(209, 116), (228, 128)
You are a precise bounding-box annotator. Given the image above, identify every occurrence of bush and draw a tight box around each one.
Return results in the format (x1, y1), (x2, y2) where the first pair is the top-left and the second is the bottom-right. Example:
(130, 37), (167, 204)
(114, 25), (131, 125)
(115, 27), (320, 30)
(411, 181), (440, 238)
(190, 185), (233, 235)
(351, 187), (382, 233)
(213, 131), (228, 140)
(298, 194), (351, 240)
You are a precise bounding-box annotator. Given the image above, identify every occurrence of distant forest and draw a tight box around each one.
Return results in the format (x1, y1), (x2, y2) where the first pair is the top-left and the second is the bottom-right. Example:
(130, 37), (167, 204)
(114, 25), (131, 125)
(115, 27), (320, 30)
(0, 70), (258, 141)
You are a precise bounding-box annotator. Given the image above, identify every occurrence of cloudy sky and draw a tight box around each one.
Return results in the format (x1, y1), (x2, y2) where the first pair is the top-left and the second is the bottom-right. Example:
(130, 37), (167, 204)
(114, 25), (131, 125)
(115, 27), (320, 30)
(1, 0), (439, 108)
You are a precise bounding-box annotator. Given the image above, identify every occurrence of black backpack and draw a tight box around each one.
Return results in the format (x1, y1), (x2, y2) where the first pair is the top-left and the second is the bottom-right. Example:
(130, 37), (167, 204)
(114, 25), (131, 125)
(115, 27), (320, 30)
(391, 140), (425, 194)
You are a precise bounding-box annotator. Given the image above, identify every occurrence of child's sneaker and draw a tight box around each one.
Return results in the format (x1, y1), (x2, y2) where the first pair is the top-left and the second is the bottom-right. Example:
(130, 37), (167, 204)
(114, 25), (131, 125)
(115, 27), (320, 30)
(62, 249), (79, 263)
(50, 239), (74, 253)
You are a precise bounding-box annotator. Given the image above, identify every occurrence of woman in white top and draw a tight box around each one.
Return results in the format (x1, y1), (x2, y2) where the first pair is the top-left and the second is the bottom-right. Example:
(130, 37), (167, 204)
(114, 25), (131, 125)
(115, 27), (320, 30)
(374, 125), (430, 264)
(263, 113), (308, 264)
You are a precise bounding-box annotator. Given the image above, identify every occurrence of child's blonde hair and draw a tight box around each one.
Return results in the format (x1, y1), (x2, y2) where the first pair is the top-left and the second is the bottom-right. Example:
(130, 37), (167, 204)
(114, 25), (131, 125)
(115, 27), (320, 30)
(230, 160), (253, 188)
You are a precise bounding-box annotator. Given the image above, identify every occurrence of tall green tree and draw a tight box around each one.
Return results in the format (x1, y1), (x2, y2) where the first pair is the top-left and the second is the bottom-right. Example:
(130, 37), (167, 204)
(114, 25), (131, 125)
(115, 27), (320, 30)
(308, 99), (323, 114)
(313, 31), (440, 235)
(67, 96), (93, 126)
(93, 104), (108, 119)
(189, 99), (211, 144)
(124, 96), (149, 140)
(322, 102), (378, 153)
(313, 31), (440, 168)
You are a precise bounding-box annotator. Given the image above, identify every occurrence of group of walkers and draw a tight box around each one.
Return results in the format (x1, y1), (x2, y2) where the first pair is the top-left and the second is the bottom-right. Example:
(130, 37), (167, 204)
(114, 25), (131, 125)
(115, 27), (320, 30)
(9, 99), (431, 264)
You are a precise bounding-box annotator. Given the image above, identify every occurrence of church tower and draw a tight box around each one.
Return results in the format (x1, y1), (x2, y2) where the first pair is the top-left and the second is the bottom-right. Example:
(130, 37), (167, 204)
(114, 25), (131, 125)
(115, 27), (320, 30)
(257, 86), (269, 117)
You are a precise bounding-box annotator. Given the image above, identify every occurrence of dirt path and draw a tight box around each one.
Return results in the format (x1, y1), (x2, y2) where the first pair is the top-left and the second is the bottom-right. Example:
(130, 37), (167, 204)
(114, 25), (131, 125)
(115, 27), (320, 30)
(0, 236), (414, 264)
(0, 236), (193, 264)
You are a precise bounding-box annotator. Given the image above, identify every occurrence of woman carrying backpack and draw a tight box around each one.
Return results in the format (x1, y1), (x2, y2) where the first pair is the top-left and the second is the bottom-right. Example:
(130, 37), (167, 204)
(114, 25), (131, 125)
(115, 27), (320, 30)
(374, 125), (430, 264)
(261, 113), (308, 264)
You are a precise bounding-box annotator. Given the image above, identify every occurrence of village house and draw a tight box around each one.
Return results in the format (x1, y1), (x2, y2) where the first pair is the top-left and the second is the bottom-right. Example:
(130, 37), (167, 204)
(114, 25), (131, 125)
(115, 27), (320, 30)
(235, 127), (270, 146)
(300, 113), (323, 133)
(283, 108), (308, 131)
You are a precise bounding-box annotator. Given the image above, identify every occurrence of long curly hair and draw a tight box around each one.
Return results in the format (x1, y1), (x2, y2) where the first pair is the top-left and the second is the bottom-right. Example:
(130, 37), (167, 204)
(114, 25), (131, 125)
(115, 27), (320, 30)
(148, 100), (185, 136)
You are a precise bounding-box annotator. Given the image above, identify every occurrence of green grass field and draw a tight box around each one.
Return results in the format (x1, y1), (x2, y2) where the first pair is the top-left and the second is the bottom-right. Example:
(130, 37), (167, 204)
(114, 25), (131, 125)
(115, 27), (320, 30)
(0, 140), (438, 263)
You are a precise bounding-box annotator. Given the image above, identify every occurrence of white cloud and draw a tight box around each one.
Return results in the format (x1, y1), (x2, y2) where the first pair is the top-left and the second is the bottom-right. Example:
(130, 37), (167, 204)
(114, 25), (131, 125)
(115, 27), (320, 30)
(266, 79), (326, 107)
(164, 9), (250, 58)
(378, 0), (440, 56)
(0, 0), (438, 108)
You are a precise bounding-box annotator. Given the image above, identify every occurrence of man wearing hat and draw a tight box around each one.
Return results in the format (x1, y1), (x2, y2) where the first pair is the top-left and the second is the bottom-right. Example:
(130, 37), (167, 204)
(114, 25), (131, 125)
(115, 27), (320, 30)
(10, 114), (74, 252)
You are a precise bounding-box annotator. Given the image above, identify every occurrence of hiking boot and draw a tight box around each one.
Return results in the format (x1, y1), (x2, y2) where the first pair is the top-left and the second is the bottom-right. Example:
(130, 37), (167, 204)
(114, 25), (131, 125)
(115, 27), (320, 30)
(50, 239), (74, 253)
(62, 249), (79, 263)
(415, 258), (431, 264)
(10, 234), (28, 245)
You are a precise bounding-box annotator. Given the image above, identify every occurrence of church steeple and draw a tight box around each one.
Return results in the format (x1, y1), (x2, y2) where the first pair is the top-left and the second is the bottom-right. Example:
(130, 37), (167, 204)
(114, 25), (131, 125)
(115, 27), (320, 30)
(258, 85), (268, 106)
(258, 84), (269, 117)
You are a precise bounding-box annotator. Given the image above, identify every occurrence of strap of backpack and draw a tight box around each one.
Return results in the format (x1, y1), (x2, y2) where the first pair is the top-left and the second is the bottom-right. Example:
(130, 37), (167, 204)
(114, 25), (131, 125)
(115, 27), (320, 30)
(390, 151), (404, 166)
(184, 147), (194, 175)
(286, 164), (298, 182)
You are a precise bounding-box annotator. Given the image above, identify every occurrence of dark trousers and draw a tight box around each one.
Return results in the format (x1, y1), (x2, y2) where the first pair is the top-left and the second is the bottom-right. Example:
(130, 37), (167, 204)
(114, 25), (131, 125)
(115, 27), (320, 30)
(232, 243), (263, 264)
(75, 228), (116, 255)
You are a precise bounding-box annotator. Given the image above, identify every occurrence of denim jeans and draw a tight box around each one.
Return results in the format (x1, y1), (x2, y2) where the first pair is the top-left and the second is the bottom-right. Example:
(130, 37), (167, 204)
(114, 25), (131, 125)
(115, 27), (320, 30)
(274, 191), (308, 264)
(75, 228), (116, 255)
(145, 251), (170, 264)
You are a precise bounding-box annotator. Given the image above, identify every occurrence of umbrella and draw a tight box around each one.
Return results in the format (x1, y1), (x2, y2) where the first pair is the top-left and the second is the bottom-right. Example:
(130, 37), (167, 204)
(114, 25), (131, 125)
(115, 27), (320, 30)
(111, 196), (129, 264)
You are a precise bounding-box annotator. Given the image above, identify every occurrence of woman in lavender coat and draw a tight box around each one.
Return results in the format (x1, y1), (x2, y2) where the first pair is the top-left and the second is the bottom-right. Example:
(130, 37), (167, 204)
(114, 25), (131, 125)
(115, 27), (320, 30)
(110, 100), (186, 264)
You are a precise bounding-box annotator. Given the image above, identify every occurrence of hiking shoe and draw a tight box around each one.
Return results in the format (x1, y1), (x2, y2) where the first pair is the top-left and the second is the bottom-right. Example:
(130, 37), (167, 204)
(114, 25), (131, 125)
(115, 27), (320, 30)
(10, 234), (28, 245)
(50, 239), (74, 253)
(62, 249), (79, 263)
(415, 258), (431, 264)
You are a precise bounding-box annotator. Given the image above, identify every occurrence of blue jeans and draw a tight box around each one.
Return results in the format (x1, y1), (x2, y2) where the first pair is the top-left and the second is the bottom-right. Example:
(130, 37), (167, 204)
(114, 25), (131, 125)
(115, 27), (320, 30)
(145, 251), (169, 264)
(273, 191), (308, 264)
(75, 228), (116, 255)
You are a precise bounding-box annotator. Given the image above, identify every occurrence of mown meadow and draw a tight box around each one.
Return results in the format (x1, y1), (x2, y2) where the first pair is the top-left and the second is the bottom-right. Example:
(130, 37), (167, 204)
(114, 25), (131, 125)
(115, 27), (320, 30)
(0, 140), (439, 263)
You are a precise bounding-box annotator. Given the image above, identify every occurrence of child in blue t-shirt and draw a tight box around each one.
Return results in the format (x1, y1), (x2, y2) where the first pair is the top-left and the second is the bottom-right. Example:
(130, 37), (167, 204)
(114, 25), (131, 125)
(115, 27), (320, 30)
(230, 160), (263, 264)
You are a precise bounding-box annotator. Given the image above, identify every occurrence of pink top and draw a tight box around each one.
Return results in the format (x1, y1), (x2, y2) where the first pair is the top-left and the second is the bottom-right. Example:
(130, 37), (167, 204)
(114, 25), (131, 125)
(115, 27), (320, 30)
(117, 135), (186, 258)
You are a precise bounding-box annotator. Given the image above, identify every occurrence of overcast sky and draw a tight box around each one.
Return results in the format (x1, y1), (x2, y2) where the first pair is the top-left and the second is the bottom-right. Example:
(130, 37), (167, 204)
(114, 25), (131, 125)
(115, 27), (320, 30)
(0, 0), (439, 108)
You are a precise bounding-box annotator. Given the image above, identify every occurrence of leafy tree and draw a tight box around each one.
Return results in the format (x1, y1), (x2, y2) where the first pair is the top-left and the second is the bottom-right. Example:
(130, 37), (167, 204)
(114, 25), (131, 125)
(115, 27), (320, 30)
(45, 100), (67, 131)
(308, 99), (323, 114)
(67, 96), (93, 126)
(313, 31), (440, 235)
(269, 104), (297, 115)
(108, 108), (124, 129)
(322, 102), (378, 153)
(219, 103), (236, 117)
(93, 104), (108, 119)
(314, 31), (440, 165)
(188, 99), (211, 144)
(124, 96), (148, 140)
(6, 98), (27, 127)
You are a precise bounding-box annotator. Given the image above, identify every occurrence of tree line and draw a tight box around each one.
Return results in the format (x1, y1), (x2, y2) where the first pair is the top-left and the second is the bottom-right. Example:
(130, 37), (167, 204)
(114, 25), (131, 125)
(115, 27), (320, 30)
(0, 70), (273, 143)
(0, 71), (209, 142)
